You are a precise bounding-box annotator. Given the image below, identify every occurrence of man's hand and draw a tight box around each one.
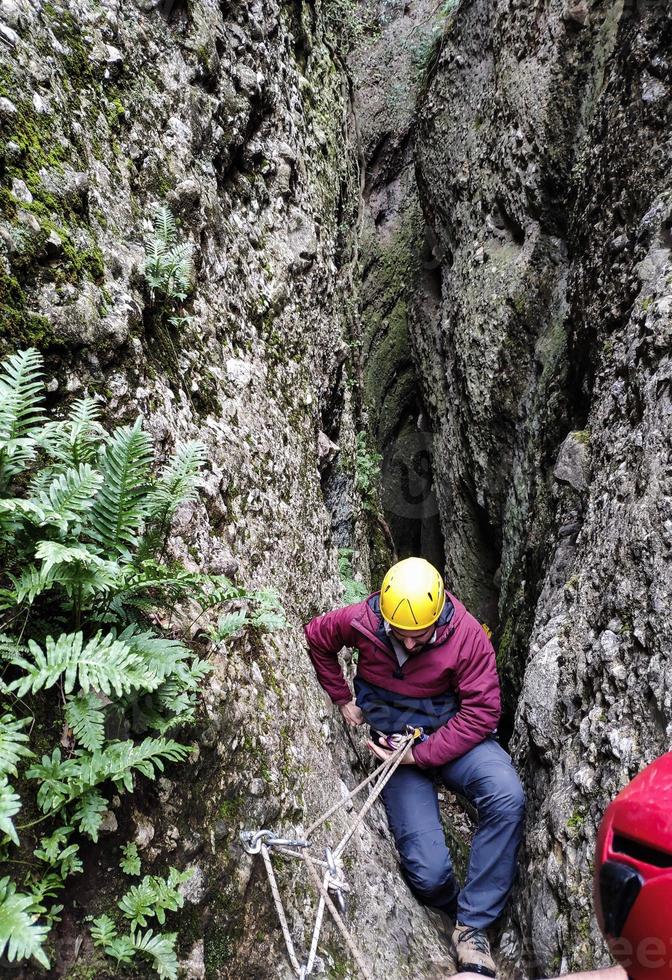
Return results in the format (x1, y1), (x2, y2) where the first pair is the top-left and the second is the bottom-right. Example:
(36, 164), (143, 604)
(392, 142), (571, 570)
(339, 700), (364, 726)
(367, 737), (416, 765)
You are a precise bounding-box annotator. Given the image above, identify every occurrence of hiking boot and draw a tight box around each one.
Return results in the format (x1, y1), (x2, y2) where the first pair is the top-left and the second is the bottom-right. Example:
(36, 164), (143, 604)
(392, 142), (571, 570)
(452, 923), (496, 977)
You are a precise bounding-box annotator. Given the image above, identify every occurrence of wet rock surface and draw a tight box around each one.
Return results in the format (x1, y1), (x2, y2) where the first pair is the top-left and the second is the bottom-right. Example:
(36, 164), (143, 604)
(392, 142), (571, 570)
(4, 0), (672, 976)
(414, 0), (672, 974)
(0, 1), (452, 977)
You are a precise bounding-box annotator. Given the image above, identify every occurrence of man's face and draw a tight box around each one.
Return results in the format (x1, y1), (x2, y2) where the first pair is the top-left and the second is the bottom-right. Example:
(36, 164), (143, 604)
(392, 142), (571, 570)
(389, 623), (435, 653)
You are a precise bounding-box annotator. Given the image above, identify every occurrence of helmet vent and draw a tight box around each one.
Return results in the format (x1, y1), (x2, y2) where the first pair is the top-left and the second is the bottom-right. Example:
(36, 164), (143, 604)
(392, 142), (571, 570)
(613, 833), (672, 868)
(427, 592), (433, 601)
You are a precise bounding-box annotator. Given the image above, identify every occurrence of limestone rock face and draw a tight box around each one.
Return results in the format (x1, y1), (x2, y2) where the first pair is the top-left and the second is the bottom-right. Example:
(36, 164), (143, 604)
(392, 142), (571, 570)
(351, 0), (446, 570)
(414, 0), (672, 974)
(0, 2), (451, 977)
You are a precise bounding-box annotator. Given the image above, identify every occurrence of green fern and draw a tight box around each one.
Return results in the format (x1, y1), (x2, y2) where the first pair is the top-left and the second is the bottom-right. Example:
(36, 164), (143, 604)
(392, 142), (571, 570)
(250, 588), (287, 632)
(153, 204), (177, 245)
(133, 928), (178, 979)
(119, 867), (191, 927)
(72, 789), (108, 841)
(7, 631), (158, 698)
(0, 711), (33, 776)
(121, 625), (192, 684)
(65, 692), (106, 752)
(0, 348), (45, 489)
(80, 737), (191, 794)
(38, 396), (105, 468)
(120, 842), (141, 876)
(145, 440), (206, 534)
(0, 351), (234, 970)
(26, 750), (78, 814)
(90, 914), (136, 964)
(0, 776), (21, 845)
(211, 609), (247, 640)
(33, 826), (82, 876)
(90, 912), (117, 948)
(25, 874), (64, 928)
(143, 205), (194, 305)
(0, 876), (50, 969)
(8, 563), (56, 605)
(36, 464), (103, 528)
(89, 418), (153, 553)
(35, 541), (107, 575)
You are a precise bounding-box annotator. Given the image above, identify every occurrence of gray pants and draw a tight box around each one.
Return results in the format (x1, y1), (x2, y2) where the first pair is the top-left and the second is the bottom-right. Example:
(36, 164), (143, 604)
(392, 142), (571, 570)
(381, 737), (525, 928)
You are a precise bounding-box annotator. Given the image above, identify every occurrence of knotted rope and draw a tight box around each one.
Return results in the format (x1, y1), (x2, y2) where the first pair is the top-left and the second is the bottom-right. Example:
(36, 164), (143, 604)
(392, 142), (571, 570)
(241, 730), (415, 979)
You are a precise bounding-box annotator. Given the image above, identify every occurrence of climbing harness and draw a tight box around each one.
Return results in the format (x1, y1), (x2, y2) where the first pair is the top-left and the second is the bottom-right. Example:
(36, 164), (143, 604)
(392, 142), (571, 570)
(373, 726), (428, 751)
(241, 726), (420, 979)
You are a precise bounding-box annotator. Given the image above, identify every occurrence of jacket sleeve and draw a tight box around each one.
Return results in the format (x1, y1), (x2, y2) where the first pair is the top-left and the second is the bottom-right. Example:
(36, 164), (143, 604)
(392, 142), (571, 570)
(303, 603), (363, 705)
(412, 625), (501, 768)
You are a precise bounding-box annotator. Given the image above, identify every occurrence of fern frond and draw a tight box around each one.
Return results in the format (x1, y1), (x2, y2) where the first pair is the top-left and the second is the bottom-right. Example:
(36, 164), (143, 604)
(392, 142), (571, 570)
(0, 498), (46, 522)
(119, 867), (190, 928)
(0, 349), (45, 488)
(118, 877), (157, 927)
(146, 441), (206, 525)
(0, 776), (21, 845)
(49, 558), (122, 604)
(35, 541), (106, 574)
(37, 465), (103, 527)
(76, 738), (191, 794)
(65, 693), (105, 752)
(152, 205), (177, 246)
(250, 588), (287, 632)
(72, 789), (107, 841)
(108, 561), (228, 615)
(105, 933), (136, 964)
(119, 625), (191, 685)
(9, 564), (56, 605)
(90, 913), (117, 948)
(0, 876), (50, 969)
(0, 712), (33, 776)
(8, 630), (158, 698)
(133, 928), (178, 979)
(0, 348), (45, 444)
(0, 635), (25, 660)
(164, 242), (194, 299)
(33, 825), (72, 864)
(120, 842), (141, 876)
(25, 873), (64, 910)
(212, 610), (247, 640)
(89, 418), (153, 553)
(25, 750), (79, 813)
(38, 398), (106, 468)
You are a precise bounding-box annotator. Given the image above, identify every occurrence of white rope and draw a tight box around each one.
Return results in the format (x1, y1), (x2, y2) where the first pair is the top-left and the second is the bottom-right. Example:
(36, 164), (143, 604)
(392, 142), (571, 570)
(246, 733), (415, 978)
(260, 843), (303, 975)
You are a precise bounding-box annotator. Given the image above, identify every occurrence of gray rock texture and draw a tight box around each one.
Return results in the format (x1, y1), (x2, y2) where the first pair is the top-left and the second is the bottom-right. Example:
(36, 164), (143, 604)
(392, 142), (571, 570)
(0, 1), (453, 977)
(413, 0), (672, 974)
(4, 0), (672, 976)
(351, 0), (445, 572)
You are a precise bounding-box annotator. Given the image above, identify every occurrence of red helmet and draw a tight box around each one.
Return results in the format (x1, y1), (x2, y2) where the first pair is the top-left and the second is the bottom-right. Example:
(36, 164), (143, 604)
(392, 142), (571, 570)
(594, 752), (672, 979)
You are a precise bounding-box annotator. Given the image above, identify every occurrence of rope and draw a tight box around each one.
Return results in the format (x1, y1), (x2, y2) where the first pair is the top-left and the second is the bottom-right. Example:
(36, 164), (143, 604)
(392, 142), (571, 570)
(244, 732), (415, 979)
(305, 736), (407, 838)
(333, 739), (409, 859)
(260, 842), (303, 975)
(303, 853), (374, 980)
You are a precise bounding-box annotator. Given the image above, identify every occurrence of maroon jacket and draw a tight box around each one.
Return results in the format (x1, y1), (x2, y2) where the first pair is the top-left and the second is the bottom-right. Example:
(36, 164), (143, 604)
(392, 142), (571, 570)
(303, 592), (501, 768)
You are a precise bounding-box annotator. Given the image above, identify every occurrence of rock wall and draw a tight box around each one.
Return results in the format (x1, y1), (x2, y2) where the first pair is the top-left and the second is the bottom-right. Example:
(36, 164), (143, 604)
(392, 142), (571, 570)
(414, 0), (672, 974)
(0, 1), (452, 977)
(350, 0), (445, 571)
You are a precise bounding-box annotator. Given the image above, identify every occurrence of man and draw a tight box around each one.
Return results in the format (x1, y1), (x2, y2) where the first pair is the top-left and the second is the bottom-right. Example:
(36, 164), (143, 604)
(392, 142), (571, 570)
(304, 556), (525, 977)
(458, 754), (672, 979)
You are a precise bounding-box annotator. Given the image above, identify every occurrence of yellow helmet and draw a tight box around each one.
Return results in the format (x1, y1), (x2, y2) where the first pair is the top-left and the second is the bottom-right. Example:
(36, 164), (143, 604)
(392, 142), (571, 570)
(380, 557), (445, 631)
